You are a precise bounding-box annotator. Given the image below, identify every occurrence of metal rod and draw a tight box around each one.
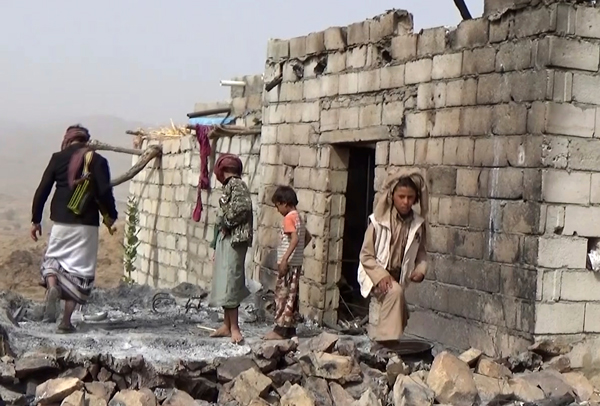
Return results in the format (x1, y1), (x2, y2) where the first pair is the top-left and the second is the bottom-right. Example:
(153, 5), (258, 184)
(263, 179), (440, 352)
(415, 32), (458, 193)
(220, 80), (246, 87)
(187, 107), (231, 119)
(453, 0), (472, 20)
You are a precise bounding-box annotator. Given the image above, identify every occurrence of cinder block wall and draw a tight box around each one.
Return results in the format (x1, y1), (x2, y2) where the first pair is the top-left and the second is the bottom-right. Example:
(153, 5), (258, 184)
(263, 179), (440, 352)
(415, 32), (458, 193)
(129, 75), (263, 289)
(253, 2), (600, 355)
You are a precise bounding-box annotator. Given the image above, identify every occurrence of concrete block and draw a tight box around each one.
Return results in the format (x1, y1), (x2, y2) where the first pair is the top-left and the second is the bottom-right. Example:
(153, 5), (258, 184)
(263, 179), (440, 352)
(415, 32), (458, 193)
(382, 101), (405, 125)
(442, 137), (474, 166)
(380, 65), (405, 89)
(428, 167), (457, 195)
(564, 206), (600, 238)
(569, 138), (600, 171)
(324, 27), (347, 50)
(496, 40), (533, 72)
(417, 27), (447, 57)
(417, 82), (446, 110)
(414, 138), (443, 165)
(369, 10), (413, 42)
(320, 74), (339, 97)
(486, 168), (524, 199)
(277, 123), (313, 145)
(536, 37), (599, 72)
(462, 47), (496, 75)
(357, 69), (381, 93)
(535, 302), (585, 335)
(477, 73), (510, 105)
(453, 229), (485, 260)
(512, 5), (557, 38)
(405, 58), (432, 85)
(431, 108), (461, 137)
(347, 46), (367, 69)
(405, 112), (433, 138)
(459, 106), (493, 136)
(338, 107), (360, 130)
(375, 141), (389, 165)
(538, 236), (588, 269)
(585, 304), (600, 333)
(592, 174), (600, 204)
(289, 36), (306, 58)
(488, 233), (520, 263)
(576, 6), (600, 39)
(359, 104), (382, 128)
(321, 109), (339, 132)
(339, 72), (358, 95)
(492, 104), (527, 135)
(432, 53), (462, 80)
(391, 34), (418, 62)
(348, 21), (370, 45)
(572, 73), (600, 105)
(451, 18), (489, 49)
(546, 103), (595, 138)
(507, 70), (552, 101)
(438, 196), (469, 226)
(306, 31), (325, 55)
(502, 202), (540, 235)
(280, 82), (303, 102)
(303, 78), (320, 100)
(267, 38), (289, 60)
(545, 205), (565, 234)
(389, 139), (416, 166)
(325, 52), (346, 74)
(319, 127), (390, 144)
(489, 15), (510, 43)
(446, 78), (477, 107)
(552, 71), (573, 102)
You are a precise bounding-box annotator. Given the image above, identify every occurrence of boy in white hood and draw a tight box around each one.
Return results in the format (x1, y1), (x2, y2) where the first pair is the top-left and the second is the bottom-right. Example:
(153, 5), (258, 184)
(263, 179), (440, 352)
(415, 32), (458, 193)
(357, 170), (429, 344)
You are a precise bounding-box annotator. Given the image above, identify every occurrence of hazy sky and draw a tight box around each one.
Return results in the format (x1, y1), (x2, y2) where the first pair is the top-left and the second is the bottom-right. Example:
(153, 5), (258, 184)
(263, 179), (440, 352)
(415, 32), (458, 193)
(0, 1), (483, 126)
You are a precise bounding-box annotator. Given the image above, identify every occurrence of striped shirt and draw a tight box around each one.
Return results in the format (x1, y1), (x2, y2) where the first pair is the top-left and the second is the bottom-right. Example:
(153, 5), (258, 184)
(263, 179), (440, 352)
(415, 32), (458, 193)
(277, 210), (306, 267)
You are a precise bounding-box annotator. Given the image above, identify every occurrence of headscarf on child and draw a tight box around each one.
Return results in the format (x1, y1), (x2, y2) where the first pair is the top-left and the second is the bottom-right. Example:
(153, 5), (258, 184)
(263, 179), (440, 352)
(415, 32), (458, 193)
(373, 168), (429, 225)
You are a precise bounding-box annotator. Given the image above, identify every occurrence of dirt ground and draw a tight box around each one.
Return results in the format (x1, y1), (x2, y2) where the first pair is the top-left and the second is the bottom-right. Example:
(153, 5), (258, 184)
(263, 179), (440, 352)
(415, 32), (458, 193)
(0, 226), (124, 302)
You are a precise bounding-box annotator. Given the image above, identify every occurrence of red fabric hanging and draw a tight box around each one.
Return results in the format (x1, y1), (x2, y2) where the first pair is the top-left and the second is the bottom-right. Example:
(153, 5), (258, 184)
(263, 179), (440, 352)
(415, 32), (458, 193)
(192, 125), (212, 222)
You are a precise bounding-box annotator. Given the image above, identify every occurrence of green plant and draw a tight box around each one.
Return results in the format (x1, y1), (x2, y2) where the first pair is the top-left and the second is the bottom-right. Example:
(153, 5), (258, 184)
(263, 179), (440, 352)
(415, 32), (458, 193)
(122, 196), (140, 285)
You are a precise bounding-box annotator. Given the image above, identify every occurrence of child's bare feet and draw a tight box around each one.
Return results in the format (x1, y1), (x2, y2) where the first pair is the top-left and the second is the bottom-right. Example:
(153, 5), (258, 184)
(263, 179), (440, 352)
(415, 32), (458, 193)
(231, 327), (244, 344)
(263, 330), (285, 340)
(209, 325), (231, 338)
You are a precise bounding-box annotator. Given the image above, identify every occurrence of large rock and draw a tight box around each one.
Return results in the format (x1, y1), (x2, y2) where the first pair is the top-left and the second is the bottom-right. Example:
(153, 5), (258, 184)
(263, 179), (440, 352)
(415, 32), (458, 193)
(472, 374), (505, 403)
(476, 358), (512, 379)
(299, 352), (356, 381)
(353, 389), (381, 406)
(0, 361), (15, 383)
(162, 389), (197, 406)
(393, 375), (434, 406)
(36, 377), (84, 405)
(86, 393), (109, 406)
(85, 382), (117, 402)
(60, 367), (89, 381)
(426, 351), (478, 406)
(505, 377), (545, 402)
(15, 353), (59, 378)
(0, 384), (26, 405)
(544, 355), (571, 373)
(216, 356), (259, 382)
(268, 364), (303, 386)
(329, 382), (355, 405)
(561, 372), (595, 402)
(305, 377), (332, 406)
(520, 369), (574, 398)
(529, 340), (572, 357)
(61, 390), (85, 406)
(229, 368), (272, 405)
(253, 340), (297, 360)
(108, 389), (157, 406)
(281, 384), (315, 406)
(298, 332), (339, 354)
(458, 348), (482, 367)
(387, 356), (411, 386)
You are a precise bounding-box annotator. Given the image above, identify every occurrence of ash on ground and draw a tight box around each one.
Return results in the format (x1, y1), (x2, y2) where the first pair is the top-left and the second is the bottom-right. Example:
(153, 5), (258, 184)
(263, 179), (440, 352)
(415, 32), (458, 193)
(1, 281), (329, 368)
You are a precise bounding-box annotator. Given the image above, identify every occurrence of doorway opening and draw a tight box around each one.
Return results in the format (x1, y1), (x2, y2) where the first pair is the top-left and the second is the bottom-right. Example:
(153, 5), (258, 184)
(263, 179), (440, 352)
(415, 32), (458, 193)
(338, 145), (376, 323)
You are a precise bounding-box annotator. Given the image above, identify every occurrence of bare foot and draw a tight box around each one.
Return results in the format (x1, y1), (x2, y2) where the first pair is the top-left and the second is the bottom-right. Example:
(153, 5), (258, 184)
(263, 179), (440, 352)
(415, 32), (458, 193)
(231, 328), (244, 344)
(209, 325), (231, 338)
(263, 330), (284, 341)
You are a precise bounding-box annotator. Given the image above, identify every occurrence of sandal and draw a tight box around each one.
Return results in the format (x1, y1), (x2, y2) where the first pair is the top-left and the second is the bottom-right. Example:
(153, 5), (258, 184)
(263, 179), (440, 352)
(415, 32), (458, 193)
(57, 324), (76, 334)
(43, 287), (61, 323)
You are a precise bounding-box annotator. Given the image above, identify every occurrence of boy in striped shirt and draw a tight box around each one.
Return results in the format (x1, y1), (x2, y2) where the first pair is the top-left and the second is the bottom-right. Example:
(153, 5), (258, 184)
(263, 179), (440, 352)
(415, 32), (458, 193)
(263, 186), (312, 340)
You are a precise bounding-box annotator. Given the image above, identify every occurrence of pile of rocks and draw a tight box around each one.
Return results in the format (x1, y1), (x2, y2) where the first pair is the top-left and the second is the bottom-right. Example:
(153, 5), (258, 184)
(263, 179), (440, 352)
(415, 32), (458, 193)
(0, 332), (598, 406)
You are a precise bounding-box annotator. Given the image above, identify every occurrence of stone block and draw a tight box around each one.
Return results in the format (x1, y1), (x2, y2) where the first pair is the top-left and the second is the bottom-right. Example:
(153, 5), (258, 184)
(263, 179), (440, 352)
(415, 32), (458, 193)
(321, 75), (339, 97)
(535, 302), (585, 335)
(321, 109), (339, 132)
(267, 39), (289, 60)
(346, 46), (367, 69)
(417, 82), (446, 110)
(339, 73), (358, 95)
(338, 107), (359, 129)
(542, 170), (590, 205)
(417, 27), (447, 57)
(405, 112), (433, 138)
(502, 202), (540, 235)
(576, 6), (600, 39)
(572, 73), (600, 105)
(289, 36), (307, 58)
(348, 21), (369, 45)
(469, 200), (491, 231)
(486, 168), (524, 199)
(438, 196), (470, 226)
(357, 69), (380, 93)
(451, 18), (489, 49)
(427, 167), (457, 195)
(324, 27), (346, 50)
(415, 138), (443, 165)
(545, 205), (565, 234)
(389, 139), (416, 166)
(380, 65), (405, 89)
(405, 59), (432, 85)
(303, 79), (320, 100)
(569, 138), (600, 171)
(375, 141), (389, 165)
(512, 5), (557, 38)
(536, 37), (599, 72)
(432, 53), (462, 80)
(507, 70), (552, 102)
(496, 40), (533, 72)
(477, 73), (510, 104)
(459, 107), (493, 136)
(382, 101), (404, 125)
(442, 137), (474, 166)
(280, 82), (303, 102)
(369, 10), (413, 42)
(319, 127), (390, 144)
(391, 34), (418, 62)
(306, 31), (325, 55)
(453, 229), (485, 260)
(326, 52), (346, 74)
(489, 15), (510, 43)
(492, 104), (527, 135)
(359, 104), (382, 127)
(562, 271), (600, 302)
(564, 206), (600, 238)
(446, 78), (477, 107)
(585, 304), (600, 333)
(538, 236), (588, 269)
(552, 71), (573, 102)
(431, 108), (460, 137)
(592, 174), (600, 204)
(462, 47), (496, 75)
(488, 233), (520, 263)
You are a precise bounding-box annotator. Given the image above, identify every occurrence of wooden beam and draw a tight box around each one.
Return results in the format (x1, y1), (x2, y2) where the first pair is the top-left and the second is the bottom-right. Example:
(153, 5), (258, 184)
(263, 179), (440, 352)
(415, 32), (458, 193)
(187, 107), (231, 119)
(453, 0), (473, 20)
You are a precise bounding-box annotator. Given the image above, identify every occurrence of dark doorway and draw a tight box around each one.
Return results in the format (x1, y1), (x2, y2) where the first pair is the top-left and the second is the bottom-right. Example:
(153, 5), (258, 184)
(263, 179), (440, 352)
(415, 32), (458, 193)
(338, 145), (376, 322)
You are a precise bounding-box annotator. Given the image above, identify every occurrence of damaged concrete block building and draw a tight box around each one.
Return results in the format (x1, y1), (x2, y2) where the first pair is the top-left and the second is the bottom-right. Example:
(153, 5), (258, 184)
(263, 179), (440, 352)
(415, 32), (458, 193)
(128, 0), (600, 358)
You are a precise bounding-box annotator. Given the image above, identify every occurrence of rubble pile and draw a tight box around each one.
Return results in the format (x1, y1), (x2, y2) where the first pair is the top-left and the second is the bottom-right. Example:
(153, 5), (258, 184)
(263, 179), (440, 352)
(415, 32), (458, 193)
(0, 331), (598, 406)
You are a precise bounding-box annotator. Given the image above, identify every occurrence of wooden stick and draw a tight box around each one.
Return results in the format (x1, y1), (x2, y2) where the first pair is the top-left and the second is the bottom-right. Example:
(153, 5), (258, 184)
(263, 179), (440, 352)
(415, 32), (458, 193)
(88, 140), (144, 156)
(109, 145), (162, 186)
(265, 74), (283, 92)
(125, 130), (145, 136)
(187, 107), (231, 119)
(196, 325), (217, 332)
(453, 0), (472, 20)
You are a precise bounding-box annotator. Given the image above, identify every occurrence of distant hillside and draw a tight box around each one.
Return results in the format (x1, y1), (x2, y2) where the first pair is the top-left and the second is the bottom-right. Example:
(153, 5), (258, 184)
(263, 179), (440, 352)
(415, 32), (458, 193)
(0, 116), (147, 232)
